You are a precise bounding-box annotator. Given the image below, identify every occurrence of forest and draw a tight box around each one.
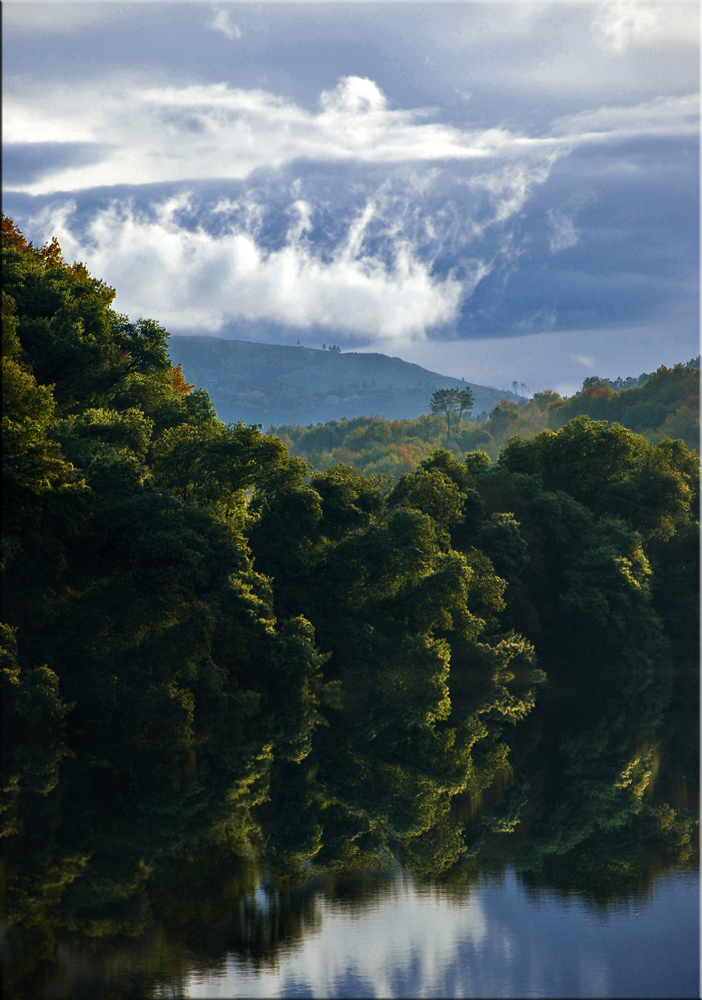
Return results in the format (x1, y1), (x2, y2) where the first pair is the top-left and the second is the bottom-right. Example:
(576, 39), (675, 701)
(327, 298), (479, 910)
(1, 217), (699, 997)
(275, 361), (699, 478)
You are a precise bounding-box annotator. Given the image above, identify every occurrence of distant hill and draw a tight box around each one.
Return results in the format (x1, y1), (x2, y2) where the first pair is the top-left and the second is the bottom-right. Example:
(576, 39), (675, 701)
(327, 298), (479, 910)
(167, 336), (520, 427)
(273, 359), (699, 480)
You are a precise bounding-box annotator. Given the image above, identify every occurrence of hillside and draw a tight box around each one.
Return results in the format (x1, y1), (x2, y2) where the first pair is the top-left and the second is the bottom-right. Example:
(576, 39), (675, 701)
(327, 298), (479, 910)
(276, 360), (699, 478)
(547, 361), (699, 449)
(167, 336), (520, 427)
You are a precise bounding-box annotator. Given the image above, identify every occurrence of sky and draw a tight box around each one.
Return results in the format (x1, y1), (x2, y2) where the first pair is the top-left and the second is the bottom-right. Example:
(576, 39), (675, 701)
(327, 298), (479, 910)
(3, 1), (699, 394)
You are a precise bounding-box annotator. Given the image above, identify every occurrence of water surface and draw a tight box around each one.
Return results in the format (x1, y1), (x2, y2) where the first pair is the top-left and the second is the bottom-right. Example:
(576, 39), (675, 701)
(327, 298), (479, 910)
(181, 868), (698, 999)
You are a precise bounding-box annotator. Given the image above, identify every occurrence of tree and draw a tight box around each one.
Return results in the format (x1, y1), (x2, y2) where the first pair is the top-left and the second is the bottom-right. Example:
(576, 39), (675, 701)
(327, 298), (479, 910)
(431, 387), (475, 445)
(431, 389), (455, 444)
(429, 388), (466, 444)
(457, 386), (474, 430)
(1, 218), (337, 870)
(498, 416), (696, 540)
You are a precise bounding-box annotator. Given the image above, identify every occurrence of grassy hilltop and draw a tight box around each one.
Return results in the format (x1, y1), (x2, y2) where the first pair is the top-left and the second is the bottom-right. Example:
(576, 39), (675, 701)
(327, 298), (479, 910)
(168, 335), (520, 427)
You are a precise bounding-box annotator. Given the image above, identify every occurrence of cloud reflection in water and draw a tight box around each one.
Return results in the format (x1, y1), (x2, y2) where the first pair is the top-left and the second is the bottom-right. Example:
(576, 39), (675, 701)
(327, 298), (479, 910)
(185, 868), (698, 999)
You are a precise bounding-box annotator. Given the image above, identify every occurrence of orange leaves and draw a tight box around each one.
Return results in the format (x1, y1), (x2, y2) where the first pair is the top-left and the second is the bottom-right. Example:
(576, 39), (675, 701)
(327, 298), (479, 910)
(580, 384), (616, 401)
(37, 236), (65, 269)
(2, 217), (91, 279)
(169, 363), (195, 396)
(1, 215), (33, 253)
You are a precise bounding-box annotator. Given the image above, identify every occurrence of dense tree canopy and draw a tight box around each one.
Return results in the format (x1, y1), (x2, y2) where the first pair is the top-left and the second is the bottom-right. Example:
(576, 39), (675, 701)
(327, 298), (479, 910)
(2, 218), (697, 997)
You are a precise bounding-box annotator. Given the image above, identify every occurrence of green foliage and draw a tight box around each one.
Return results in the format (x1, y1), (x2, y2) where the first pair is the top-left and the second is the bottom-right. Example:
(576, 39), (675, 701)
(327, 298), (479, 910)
(547, 362), (699, 450)
(2, 219), (697, 993)
(0, 220), (541, 953)
(0, 624), (73, 838)
(474, 513), (530, 588)
(275, 359), (697, 481)
(499, 417), (696, 540)
(151, 417), (287, 507)
(430, 386), (475, 444)
(389, 468), (467, 542)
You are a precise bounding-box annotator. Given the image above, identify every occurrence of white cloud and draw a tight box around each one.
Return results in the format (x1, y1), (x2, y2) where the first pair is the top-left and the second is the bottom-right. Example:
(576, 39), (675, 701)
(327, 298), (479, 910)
(31, 195), (465, 345)
(321, 75), (388, 114)
(589, 1), (697, 54)
(3, 75), (523, 195)
(547, 209), (579, 253)
(427, 3), (697, 96)
(591, 2), (661, 54)
(466, 161), (557, 233)
(285, 199), (314, 243)
(550, 93), (699, 140)
(207, 5), (242, 41)
(5, 74), (696, 199)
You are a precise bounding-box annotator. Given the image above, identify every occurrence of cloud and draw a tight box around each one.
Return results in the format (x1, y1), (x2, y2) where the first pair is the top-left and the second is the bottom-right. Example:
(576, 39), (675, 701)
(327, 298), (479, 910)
(31, 194), (465, 345)
(7, 74), (695, 199)
(207, 6), (242, 41)
(7, 68), (696, 352)
(550, 93), (699, 140)
(3, 5), (696, 380)
(320, 75), (388, 114)
(430, 3), (697, 96)
(547, 209), (578, 253)
(590, 2), (678, 54)
(9, 76), (698, 204)
(512, 308), (558, 334)
(3, 75), (522, 195)
(466, 161), (556, 233)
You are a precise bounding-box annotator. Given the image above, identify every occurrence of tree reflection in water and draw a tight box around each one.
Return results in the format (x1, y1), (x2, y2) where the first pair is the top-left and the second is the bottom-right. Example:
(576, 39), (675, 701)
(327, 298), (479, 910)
(2, 636), (697, 999)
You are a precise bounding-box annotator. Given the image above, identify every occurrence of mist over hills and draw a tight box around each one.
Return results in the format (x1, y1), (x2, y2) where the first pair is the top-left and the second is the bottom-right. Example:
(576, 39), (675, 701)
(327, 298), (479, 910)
(168, 336), (521, 428)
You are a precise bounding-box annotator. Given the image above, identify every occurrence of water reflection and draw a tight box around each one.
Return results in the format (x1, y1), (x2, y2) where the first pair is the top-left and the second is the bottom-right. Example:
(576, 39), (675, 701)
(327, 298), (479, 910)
(180, 869), (698, 999)
(2, 610), (698, 998)
(4, 840), (697, 998)
(184, 874), (488, 999)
